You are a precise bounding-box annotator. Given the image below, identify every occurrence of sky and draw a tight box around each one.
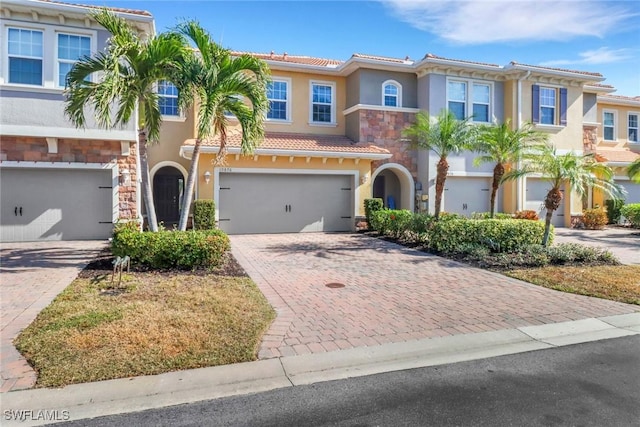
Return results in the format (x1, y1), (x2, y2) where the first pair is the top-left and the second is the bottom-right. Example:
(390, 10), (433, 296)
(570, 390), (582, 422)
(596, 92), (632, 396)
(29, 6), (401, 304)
(77, 0), (639, 95)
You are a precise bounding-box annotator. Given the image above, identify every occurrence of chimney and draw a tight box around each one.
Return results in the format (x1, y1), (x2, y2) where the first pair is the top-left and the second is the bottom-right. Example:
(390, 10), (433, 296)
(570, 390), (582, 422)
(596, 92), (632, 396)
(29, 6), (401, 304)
(270, 50), (274, 59)
(283, 52), (288, 60)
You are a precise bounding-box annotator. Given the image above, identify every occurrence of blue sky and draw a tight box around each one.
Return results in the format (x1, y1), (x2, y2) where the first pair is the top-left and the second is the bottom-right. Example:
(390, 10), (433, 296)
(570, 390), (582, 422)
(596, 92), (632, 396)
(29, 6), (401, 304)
(80, 0), (639, 95)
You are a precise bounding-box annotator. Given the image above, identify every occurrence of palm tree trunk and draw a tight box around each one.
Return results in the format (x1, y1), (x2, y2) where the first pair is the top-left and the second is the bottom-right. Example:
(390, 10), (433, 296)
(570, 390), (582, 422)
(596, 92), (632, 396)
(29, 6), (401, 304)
(542, 188), (563, 246)
(542, 209), (554, 246)
(490, 163), (505, 218)
(434, 156), (449, 219)
(138, 131), (158, 232)
(178, 140), (201, 231)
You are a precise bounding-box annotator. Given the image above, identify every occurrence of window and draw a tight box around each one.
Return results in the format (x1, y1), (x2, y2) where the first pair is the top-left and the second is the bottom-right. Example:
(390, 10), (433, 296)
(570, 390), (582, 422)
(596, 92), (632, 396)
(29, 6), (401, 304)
(472, 83), (490, 123)
(267, 79), (289, 121)
(448, 81), (466, 120)
(8, 28), (43, 85)
(310, 81), (335, 124)
(629, 113), (638, 143)
(532, 85), (568, 126)
(603, 111), (616, 141)
(158, 81), (179, 116)
(447, 79), (492, 122)
(57, 33), (91, 87)
(382, 80), (401, 107)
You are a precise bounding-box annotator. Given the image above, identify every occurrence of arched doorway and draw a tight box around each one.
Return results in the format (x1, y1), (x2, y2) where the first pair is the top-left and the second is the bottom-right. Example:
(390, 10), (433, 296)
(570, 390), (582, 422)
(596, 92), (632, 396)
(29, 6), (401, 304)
(371, 163), (415, 211)
(153, 166), (184, 227)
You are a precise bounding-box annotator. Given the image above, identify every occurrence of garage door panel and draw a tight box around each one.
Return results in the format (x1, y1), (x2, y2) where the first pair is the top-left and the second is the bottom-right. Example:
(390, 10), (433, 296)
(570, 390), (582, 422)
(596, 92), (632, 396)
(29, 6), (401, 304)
(0, 168), (114, 242)
(620, 181), (640, 204)
(444, 177), (493, 216)
(526, 178), (565, 227)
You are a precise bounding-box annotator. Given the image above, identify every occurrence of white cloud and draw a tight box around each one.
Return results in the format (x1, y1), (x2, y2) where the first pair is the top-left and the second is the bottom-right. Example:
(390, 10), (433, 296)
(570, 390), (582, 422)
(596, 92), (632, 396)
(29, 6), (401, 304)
(382, 0), (635, 44)
(539, 47), (635, 66)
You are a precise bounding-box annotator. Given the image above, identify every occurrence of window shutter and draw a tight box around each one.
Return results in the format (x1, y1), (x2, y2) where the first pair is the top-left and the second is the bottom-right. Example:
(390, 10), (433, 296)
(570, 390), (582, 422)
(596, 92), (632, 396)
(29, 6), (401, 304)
(532, 85), (540, 124)
(560, 88), (568, 126)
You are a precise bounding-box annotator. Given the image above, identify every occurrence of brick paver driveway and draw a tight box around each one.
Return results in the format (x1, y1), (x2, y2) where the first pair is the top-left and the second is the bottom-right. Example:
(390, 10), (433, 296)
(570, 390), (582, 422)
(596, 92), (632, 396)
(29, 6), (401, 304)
(0, 240), (107, 392)
(230, 233), (639, 359)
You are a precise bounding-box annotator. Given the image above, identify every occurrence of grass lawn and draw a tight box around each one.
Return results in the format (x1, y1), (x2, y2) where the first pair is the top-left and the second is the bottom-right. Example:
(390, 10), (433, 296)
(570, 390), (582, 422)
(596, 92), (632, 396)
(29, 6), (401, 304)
(506, 265), (640, 305)
(14, 254), (275, 388)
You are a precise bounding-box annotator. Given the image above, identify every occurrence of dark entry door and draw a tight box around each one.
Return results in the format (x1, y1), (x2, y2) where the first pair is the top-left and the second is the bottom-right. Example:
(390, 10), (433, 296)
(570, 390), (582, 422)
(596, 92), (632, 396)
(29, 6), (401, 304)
(153, 167), (183, 225)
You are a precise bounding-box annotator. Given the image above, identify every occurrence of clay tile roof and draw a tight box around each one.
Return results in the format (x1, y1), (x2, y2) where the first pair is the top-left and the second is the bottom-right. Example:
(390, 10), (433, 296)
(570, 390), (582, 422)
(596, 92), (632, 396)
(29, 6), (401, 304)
(352, 53), (413, 64)
(185, 131), (390, 155)
(232, 51), (343, 67)
(424, 53), (500, 68)
(599, 94), (640, 102)
(37, 0), (152, 16)
(587, 83), (616, 89)
(510, 61), (602, 77)
(595, 148), (640, 163)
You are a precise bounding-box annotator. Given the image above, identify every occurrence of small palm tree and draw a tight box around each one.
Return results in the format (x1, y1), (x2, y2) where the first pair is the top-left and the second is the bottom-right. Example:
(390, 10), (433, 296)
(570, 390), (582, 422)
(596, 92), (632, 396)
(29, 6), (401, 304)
(503, 145), (624, 246)
(403, 110), (476, 219)
(65, 9), (186, 232)
(474, 120), (548, 217)
(628, 158), (640, 183)
(172, 22), (269, 231)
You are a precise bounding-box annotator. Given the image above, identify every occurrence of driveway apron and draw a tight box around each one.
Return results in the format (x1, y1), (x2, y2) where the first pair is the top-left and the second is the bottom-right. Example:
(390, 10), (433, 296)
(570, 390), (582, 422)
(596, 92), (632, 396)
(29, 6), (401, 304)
(230, 233), (639, 359)
(0, 241), (107, 392)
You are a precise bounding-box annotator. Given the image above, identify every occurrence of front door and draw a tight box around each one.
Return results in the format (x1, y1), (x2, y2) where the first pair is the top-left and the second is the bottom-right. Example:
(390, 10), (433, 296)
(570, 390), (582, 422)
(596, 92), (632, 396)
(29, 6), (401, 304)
(153, 167), (184, 226)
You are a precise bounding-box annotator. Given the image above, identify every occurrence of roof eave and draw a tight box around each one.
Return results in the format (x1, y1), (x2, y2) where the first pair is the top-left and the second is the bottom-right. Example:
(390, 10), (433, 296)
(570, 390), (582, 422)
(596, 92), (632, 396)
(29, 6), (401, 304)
(181, 145), (391, 160)
(505, 63), (604, 82)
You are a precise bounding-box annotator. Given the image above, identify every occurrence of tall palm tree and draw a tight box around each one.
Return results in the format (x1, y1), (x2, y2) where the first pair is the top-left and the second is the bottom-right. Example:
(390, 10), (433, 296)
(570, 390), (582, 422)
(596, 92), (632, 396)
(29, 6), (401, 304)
(64, 9), (186, 232)
(474, 120), (548, 217)
(628, 158), (640, 183)
(403, 110), (476, 219)
(503, 145), (624, 246)
(172, 22), (269, 231)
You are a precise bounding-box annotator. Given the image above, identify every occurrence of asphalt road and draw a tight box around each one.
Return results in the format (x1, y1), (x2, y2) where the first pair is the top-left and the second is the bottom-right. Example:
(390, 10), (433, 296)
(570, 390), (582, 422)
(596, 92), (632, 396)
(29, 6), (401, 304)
(58, 336), (640, 427)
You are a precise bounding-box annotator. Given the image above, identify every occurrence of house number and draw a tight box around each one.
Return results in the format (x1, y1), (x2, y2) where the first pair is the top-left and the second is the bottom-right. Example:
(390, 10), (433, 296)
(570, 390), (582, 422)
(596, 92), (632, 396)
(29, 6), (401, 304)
(220, 167), (232, 173)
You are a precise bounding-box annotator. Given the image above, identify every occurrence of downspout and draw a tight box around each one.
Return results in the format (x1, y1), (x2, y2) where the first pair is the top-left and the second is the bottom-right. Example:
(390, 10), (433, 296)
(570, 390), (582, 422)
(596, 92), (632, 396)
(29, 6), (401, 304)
(516, 70), (531, 211)
(134, 105), (143, 230)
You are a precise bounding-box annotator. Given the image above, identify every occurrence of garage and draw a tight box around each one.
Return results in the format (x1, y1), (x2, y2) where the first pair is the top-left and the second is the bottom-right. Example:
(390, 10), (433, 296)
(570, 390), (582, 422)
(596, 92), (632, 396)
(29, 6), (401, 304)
(0, 167), (115, 242)
(443, 177), (493, 216)
(218, 172), (354, 234)
(619, 180), (640, 204)
(526, 178), (565, 227)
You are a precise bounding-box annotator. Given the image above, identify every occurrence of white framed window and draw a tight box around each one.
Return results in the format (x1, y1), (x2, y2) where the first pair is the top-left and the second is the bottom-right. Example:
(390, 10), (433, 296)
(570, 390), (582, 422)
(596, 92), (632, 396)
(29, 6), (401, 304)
(382, 80), (402, 107)
(532, 85), (567, 126)
(603, 110), (616, 141)
(57, 33), (91, 87)
(158, 80), (179, 116)
(448, 80), (466, 120)
(447, 78), (493, 122)
(472, 83), (490, 123)
(539, 87), (556, 125)
(267, 77), (291, 121)
(309, 81), (336, 125)
(8, 27), (43, 85)
(628, 113), (638, 143)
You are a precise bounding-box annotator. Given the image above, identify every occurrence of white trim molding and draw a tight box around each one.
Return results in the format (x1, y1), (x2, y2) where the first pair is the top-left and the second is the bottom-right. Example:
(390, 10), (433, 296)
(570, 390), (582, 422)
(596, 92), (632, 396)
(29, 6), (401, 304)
(180, 145), (392, 161)
(343, 103), (420, 116)
(371, 162), (415, 212)
(1, 124), (136, 141)
(149, 161), (188, 182)
(381, 79), (402, 108)
(266, 76), (292, 123)
(309, 80), (337, 126)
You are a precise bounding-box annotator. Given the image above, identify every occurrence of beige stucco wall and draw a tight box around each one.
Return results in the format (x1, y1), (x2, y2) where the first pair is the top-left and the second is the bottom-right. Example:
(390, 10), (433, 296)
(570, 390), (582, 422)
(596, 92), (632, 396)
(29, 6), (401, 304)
(503, 80), (517, 124)
(148, 114), (195, 177)
(597, 101), (640, 146)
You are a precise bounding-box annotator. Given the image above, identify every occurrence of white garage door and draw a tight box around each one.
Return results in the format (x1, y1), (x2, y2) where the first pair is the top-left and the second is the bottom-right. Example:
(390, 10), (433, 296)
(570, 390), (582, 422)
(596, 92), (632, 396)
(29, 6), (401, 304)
(620, 181), (640, 204)
(218, 173), (353, 234)
(0, 168), (114, 242)
(443, 177), (492, 216)
(526, 178), (565, 227)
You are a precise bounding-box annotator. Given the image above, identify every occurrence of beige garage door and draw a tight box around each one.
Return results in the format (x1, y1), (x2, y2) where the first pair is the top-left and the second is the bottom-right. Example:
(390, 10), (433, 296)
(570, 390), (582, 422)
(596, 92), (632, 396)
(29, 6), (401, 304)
(443, 177), (493, 216)
(218, 173), (353, 234)
(526, 178), (565, 227)
(0, 167), (114, 242)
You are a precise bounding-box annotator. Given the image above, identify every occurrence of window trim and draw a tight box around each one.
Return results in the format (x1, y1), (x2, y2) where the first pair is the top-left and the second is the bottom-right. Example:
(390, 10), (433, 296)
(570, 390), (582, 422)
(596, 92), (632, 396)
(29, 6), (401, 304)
(628, 112), (639, 144)
(266, 76), (292, 123)
(532, 84), (567, 127)
(156, 80), (185, 120)
(539, 86), (557, 126)
(7, 27), (44, 86)
(446, 77), (494, 123)
(603, 109), (617, 142)
(55, 31), (92, 88)
(309, 80), (336, 126)
(381, 79), (402, 108)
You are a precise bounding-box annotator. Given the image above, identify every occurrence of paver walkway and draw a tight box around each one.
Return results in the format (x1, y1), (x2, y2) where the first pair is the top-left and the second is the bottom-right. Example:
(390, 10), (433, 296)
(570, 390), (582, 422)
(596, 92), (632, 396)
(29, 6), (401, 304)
(230, 233), (639, 359)
(0, 241), (107, 392)
(553, 227), (639, 265)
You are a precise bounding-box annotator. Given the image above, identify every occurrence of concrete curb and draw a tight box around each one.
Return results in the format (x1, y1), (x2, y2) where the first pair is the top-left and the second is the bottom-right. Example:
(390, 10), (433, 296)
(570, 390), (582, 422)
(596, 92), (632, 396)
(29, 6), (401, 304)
(2, 313), (639, 426)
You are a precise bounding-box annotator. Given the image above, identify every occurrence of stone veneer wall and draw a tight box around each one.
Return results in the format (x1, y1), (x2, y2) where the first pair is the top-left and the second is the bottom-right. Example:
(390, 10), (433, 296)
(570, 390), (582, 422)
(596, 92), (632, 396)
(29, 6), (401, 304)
(0, 136), (137, 219)
(358, 110), (417, 177)
(583, 125), (597, 153)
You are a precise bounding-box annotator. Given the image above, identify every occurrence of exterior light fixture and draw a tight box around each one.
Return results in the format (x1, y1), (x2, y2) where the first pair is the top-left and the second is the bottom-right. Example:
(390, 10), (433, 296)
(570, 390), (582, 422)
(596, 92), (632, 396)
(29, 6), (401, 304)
(120, 169), (131, 186)
(360, 175), (368, 184)
(204, 171), (211, 184)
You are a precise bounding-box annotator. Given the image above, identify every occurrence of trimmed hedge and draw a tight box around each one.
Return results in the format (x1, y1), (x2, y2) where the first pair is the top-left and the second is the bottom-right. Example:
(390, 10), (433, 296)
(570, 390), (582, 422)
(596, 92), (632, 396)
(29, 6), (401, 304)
(605, 199), (625, 224)
(621, 203), (640, 228)
(582, 208), (607, 230)
(112, 222), (230, 269)
(193, 199), (216, 230)
(364, 198), (383, 228)
(471, 212), (513, 220)
(369, 209), (414, 239)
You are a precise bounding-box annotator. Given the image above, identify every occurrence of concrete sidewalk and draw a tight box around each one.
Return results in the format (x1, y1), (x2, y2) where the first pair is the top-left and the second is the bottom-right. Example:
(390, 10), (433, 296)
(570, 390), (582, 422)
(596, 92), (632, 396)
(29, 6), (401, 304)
(3, 313), (639, 426)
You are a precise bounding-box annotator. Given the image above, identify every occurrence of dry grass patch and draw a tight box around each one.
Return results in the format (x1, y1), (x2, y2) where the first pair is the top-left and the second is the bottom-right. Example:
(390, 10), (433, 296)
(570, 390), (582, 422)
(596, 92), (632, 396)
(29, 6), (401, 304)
(15, 256), (275, 388)
(506, 265), (640, 305)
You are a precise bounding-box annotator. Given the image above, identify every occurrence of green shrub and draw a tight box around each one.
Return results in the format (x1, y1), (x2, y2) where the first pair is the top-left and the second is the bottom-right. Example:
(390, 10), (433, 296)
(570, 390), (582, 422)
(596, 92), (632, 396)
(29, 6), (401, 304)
(582, 208), (607, 230)
(193, 199), (216, 230)
(605, 199), (625, 224)
(546, 243), (618, 265)
(620, 203), (640, 228)
(369, 209), (413, 239)
(411, 213), (435, 243)
(471, 212), (513, 220)
(364, 198), (383, 229)
(428, 218), (550, 254)
(112, 223), (230, 269)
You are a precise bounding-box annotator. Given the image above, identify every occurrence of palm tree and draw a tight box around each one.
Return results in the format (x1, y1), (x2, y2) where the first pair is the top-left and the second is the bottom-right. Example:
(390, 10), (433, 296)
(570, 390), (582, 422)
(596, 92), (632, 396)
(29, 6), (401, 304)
(64, 9), (186, 232)
(172, 22), (269, 231)
(474, 120), (548, 217)
(628, 158), (640, 183)
(403, 110), (476, 219)
(503, 145), (624, 246)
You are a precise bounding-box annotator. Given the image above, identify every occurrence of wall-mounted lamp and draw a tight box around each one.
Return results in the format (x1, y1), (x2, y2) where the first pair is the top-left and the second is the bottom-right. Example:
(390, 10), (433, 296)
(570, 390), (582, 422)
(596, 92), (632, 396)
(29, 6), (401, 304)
(120, 169), (131, 186)
(360, 175), (368, 184)
(203, 171), (211, 184)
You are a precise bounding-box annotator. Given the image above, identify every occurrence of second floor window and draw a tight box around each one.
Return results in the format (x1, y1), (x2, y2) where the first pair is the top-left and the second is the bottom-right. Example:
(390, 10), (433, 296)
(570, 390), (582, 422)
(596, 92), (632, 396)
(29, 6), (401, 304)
(311, 82), (334, 124)
(267, 79), (289, 121)
(158, 81), (179, 116)
(472, 83), (490, 123)
(448, 81), (466, 120)
(603, 111), (615, 141)
(57, 33), (91, 87)
(8, 28), (43, 85)
(539, 87), (556, 125)
(383, 81), (401, 107)
(629, 113), (638, 143)
(448, 80), (492, 122)
(532, 85), (567, 126)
